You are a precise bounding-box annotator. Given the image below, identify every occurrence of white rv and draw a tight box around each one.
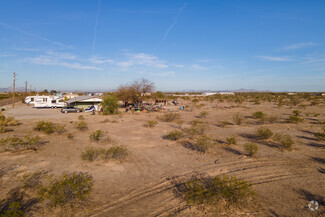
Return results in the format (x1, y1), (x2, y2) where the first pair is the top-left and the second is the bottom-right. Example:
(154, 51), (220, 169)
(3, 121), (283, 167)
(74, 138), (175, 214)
(25, 96), (66, 108)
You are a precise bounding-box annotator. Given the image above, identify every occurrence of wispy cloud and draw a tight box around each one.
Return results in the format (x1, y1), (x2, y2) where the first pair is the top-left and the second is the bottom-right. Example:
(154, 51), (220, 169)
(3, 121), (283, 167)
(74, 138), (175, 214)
(257, 56), (293, 62)
(0, 22), (72, 49)
(155, 2), (187, 51)
(92, 0), (102, 52)
(281, 42), (317, 51)
(25, 52), (100, 70)
(115, 53), (168, 69)
(190, 64), (207, 70)
(151, 71), (175, 76)
(89, 56), (114, 64)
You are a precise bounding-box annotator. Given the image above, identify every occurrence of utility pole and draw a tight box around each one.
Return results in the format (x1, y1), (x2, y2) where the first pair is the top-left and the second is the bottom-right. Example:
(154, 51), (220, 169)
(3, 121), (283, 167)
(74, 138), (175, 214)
(30, 84), (32, 95)
(12, 72), (15, 108)
(25, 81), (28, 96)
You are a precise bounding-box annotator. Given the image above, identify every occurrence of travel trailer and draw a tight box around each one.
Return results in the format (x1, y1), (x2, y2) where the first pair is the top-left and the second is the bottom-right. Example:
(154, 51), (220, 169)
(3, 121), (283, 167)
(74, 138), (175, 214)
(25, 96), (66, 108)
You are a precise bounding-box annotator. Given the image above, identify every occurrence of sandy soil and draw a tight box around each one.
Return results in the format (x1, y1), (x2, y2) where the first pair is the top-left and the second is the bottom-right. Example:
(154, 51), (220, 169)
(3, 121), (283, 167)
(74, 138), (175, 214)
(0, 100), (324, 216)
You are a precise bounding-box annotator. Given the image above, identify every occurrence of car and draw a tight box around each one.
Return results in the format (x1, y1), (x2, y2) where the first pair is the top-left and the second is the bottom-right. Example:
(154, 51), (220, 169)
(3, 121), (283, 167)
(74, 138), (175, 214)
(61, 106), (82, 113)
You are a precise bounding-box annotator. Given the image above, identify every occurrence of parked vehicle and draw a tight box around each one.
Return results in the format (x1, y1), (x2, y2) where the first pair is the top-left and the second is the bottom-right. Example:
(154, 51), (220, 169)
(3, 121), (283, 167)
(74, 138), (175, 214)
(61, 106), (82, 113)
(25, 95), (65, 108)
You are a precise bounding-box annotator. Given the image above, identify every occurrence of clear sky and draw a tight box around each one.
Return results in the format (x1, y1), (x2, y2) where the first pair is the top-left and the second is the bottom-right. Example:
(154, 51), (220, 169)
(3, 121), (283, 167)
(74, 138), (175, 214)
(0, 0), (325, 92)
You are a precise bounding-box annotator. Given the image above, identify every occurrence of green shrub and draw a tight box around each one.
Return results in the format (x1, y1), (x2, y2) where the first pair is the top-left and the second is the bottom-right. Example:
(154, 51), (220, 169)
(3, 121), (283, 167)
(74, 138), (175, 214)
(268, 115), (278, 124)
(226, 136), (237, 145)
(233, 113), (243, 125)
(0, 116), (19, 127)
(244, 143), (258, 157)
(101, 94), (119, 115)
(1, 201), (24, 217)
(38, 172), (93, 206)
(0, 126), (11, 134)
(252, 111), (265, 119)
(219, 121), (232, 128)
(76, 121), (88, 131)
(256, 127), (273, 140)
(273, 133), (294, 150)
(35, 121), (55, 134)
(144, 120), (158, 128)
(192, 98), (199, 103)
(292, 110), (301, 116)
(198, 111), (208, 118)
(89, 130), (104, 141)
(289, 115), (304, 123)
(22, 171), (46, 189)
(165, 130), (183, 140)
(55, 124), (66, 134)
(158, 113), (180, 122)
(66, 133), (75, 139)
(179, 175), (255, 205)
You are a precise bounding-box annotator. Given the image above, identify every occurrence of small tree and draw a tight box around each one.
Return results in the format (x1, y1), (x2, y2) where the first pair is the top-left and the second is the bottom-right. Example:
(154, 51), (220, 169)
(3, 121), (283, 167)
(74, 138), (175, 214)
(101, 94), (119, 115)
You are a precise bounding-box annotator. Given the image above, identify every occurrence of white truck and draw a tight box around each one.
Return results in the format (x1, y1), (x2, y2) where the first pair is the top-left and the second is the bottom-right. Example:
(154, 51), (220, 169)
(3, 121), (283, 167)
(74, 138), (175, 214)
(25, 96), (66, 108)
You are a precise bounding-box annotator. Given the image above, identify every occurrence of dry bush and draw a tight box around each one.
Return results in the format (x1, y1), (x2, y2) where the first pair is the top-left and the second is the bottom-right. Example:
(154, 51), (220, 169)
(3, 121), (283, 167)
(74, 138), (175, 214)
(144, 120), (158, 128)
(66, 133), (75, 139)
(165, 130), (183, 140)
(244, 143), (258, 157)
(273, 133), (294, 150)
(22, 171), (47, 189)
(219, 121), (232, 128)
(55, 124), (66, 134)
(267, 115), (278, 124)
(198, 111), (208, 118)
(0, 136), (45, 152)
(81, 147), (100, 162)
(289, 115), (304, 124)
(78, 115), (84, 120)
(256, 127), (273, 140)
(81, 146), (128, 162)
(38, 172), (93, 207)
(314, 132), (325, 141)
(226, 136), (237, 145)
(158, 113), (180, 122)
(89, 130), (106, 141)
(176, 119), (185, 128)
(176, 175), (255, 206)
(184, 121), (209, 136)
(35, 121), (56, 134)
(76, 121), (88, 131)
(0, 126), (12, 134)
(0, 115), (19, 127)
(180, 135), (212, 153)
(233, 113), (244, 125)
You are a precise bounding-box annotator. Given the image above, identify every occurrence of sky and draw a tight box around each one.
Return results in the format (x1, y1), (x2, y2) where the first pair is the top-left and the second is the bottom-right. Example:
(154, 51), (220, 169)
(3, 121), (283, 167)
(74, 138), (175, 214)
(0, 0), (325, 92)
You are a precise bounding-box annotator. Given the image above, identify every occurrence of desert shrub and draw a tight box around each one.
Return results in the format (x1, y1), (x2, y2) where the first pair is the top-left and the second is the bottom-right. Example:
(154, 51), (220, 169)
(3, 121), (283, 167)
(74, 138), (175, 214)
(81, 147), (100, 162)
(310, 100), (319, 106)
(0, 126), (11, 134)
(267, 115), (278, 124)
(0, 188), (26, 217)
(76, 121), (88, 131)
(256, 127), (273, 140)
(55, 124), (66, 134)
(178, 175), (255, 206)
(184, 121), (208, 136)
(165, 130), (183, 140)
(66, 133), (75, 139)
(289, 115), (304, 124)
(314, 132), (325, 141)
(89, 130), (104, 141)
(34, 121), (55, 134)
(292, 110), (301, 116)
(252, 111), (265, 119)
(244, 143), (258, 157)
(219, 121), (232, 128)
(101, 145), (128, 160)
(144, 120), (158, 128)
(198, 111), (208, 118)
(176, 119), (185, 128)
(22, 171), (46, 189)
(0, 136), (45, 152)
(101, 94), (119, 115)
(192, 98), (199, 103)
(78, 115), (84, 120)
(233, 113), (243, 125)
(226, 136), (237, 145)
(273, 133), (294, 150)
(158, 113), (180, 122)
(38, 172), (93, 206)
(181, 135), (212, 153)
(0, 116), (19, 127)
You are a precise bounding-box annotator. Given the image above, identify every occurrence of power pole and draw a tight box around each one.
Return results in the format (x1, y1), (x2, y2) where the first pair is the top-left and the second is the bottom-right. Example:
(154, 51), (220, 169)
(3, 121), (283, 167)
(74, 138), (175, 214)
(25, 81), (28, 96)
(12, 72), (15, 108)
(30, 84), (32, 95)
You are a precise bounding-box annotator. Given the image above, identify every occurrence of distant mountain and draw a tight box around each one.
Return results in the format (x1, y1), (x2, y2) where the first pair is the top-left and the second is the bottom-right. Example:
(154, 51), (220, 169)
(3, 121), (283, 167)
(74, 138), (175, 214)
(0, 87), (28, 92)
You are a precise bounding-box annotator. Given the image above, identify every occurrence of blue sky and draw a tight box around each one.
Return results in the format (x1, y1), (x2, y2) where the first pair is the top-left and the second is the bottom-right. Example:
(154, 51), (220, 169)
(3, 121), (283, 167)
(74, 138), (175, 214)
(1, 0), (325, 92)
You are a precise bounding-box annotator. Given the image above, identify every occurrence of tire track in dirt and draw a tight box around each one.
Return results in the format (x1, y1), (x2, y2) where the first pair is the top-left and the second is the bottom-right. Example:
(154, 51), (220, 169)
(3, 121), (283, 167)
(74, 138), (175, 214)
(89, 159), (303, 216)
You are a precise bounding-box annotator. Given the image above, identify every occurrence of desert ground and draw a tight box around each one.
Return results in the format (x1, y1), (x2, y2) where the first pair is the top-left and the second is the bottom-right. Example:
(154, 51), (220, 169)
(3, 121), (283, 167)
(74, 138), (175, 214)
(0, 96), (324, 216)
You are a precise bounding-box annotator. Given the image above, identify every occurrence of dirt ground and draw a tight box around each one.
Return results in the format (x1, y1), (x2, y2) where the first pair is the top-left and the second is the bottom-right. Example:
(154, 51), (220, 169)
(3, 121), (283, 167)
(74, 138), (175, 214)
(0, 100), (324, 216)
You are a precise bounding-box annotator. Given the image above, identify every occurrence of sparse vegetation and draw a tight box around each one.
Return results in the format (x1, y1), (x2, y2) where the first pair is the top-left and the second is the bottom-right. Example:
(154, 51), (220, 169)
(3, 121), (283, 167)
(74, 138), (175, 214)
(165, 130), (183, 140)
(256, 127), (273, 140)
(0, 115), (19, 127)
(78, 115), (84, 120)
(219, 121), (232, 128)
(226, 136), (237, 145)
(81, 146), (128, 162)
(233, 113), (244, 125)
(177, 175), (255, 206)
(198, 111), (208, 118)
(244, 143), (258, 157)
(89, 130), (105, 141)
(289, 110), (304, 123)
(314, 132), (325, 141)
(158, 113), (180, 122)
(38, 172), (93, 206)
(144, 120), (158, 128)
(66, 132), (75, 139)
(273, 133), (294, 150)
(181, 135), (212, 152)
(76, 121), (88, 131)
(0, 136), (45, 152)
(35, 121), (55, 134)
